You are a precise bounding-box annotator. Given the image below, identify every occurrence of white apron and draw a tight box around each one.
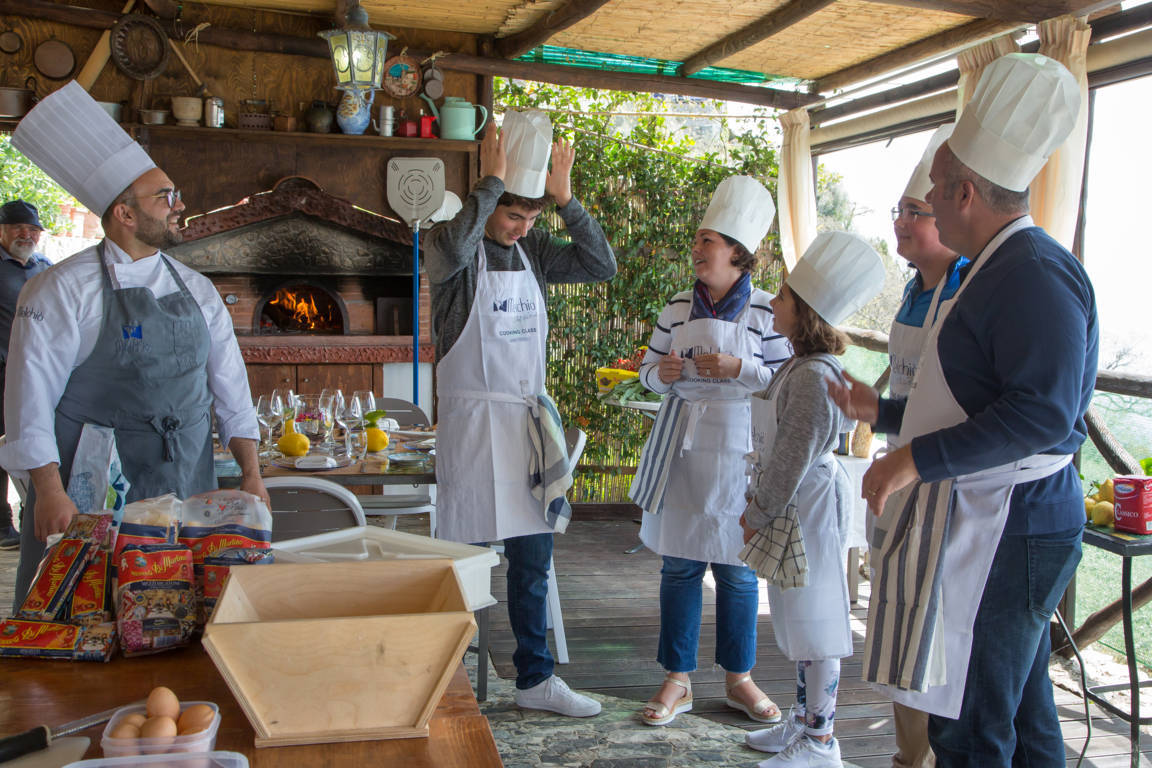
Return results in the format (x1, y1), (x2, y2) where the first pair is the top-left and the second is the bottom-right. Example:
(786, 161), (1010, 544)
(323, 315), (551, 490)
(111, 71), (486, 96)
(750, 359), (853, 660)
(638, 302), (758, 565)
(873, 217), (1071, 718)
(436, 241), (553, 543)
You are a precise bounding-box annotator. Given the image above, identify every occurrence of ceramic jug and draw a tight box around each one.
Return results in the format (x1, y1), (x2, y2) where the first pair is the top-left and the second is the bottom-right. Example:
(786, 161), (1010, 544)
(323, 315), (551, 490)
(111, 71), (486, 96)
(420, 94), (488, 141)
(336, 88), (374, 135)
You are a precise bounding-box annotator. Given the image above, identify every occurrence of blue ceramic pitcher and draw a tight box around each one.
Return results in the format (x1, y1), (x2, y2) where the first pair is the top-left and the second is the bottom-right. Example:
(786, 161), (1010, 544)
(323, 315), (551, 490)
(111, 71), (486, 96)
(336, 88), (374, 135)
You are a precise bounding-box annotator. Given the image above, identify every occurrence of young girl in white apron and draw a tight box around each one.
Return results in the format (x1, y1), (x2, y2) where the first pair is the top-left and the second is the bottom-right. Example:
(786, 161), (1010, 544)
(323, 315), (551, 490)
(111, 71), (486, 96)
(740, 232), (886, 768)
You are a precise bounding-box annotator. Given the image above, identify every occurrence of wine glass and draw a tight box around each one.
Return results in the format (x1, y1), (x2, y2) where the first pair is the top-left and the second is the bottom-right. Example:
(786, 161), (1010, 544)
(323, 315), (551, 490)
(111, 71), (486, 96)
(352, 390), (376, 415)
(317, 393), (336, 446)
(255, 394), (281, 456)
(272, 388), (296, 425)
(320, 388), (345, 415)
(342, 405), (368, 459)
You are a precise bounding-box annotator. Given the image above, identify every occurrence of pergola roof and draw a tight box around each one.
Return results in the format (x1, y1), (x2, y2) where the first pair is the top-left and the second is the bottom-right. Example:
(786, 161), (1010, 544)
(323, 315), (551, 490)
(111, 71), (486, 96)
(189, 0), (1120, 100)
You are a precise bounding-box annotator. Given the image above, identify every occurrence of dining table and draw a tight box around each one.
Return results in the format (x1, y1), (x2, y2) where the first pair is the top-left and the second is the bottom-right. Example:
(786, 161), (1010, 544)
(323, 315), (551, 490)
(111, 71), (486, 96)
(0, 644), (503, 767)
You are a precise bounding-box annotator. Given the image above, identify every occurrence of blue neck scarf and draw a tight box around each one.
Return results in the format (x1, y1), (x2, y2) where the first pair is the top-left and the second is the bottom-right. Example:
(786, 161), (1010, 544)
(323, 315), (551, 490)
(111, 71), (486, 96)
(690, 272), (751, 322)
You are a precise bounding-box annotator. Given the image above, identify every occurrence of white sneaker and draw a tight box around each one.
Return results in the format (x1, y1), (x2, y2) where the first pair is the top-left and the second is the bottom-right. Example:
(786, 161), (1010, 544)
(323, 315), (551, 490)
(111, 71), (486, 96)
(514, 675), (602, 717)
(746, 711), (806, 753)
(757, 735), (842, 767)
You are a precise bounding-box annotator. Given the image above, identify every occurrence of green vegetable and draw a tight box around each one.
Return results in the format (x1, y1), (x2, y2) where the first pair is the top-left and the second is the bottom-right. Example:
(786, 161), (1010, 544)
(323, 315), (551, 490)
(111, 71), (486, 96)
(598, 378), (663, 404)
(1142, 457), (1152, 476)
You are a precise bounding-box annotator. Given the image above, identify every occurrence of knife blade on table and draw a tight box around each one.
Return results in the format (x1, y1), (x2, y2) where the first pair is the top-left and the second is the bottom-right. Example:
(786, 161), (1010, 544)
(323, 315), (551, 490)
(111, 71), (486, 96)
(0, 699), (144, 763)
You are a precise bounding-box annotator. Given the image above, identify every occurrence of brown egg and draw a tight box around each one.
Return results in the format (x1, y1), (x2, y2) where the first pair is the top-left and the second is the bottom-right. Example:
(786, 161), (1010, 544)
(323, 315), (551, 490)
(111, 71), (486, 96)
(120, 713), (147, 728)
(145, 686), (181, 720)
(176, 704), (216, 735)
(139, 715), (178, 742)
(108, 721), (140, 740)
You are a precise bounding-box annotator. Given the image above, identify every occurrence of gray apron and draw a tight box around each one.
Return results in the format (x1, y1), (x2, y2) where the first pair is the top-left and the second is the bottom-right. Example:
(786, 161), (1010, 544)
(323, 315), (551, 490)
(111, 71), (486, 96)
(15, 242), (216, 608)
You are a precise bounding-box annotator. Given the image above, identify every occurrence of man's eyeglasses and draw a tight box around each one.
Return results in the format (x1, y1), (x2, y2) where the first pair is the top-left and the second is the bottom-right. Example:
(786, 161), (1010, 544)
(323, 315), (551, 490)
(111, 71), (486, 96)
(138, 188), (182, 209)
(891, 206), (935, 222)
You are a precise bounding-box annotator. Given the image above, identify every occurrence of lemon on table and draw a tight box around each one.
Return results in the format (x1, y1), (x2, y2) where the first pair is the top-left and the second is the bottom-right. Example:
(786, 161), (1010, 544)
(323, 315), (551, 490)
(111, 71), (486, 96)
(1090, 500), (1115, 528)
(277, 414), (310, 457)
(363, 409), (391, 453)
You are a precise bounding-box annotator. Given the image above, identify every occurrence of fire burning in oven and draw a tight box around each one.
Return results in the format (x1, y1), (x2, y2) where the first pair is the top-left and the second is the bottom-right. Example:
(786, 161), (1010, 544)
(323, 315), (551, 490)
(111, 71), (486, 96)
(261, 285), (342, 334)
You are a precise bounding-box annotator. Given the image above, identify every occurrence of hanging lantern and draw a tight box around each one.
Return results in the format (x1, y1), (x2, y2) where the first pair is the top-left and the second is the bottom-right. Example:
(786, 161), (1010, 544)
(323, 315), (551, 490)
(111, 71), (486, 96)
(319, 2), (394, 91)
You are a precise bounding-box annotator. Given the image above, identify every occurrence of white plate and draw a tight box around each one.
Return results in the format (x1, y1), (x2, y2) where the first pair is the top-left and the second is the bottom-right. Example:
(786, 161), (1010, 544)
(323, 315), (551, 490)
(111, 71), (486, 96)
(387, 451), (430, 465)
(388, 428), (436, 439)
(272, 454), (353, 471)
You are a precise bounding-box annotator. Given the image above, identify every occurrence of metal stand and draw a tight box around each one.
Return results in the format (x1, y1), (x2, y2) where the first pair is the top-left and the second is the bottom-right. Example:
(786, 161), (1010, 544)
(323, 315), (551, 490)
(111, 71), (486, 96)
(468, 606), (491, 701)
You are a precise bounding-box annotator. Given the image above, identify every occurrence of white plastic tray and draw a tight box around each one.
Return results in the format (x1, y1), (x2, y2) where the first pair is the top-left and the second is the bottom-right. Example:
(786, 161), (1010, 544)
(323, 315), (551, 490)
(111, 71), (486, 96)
(272, 526), (499, 611)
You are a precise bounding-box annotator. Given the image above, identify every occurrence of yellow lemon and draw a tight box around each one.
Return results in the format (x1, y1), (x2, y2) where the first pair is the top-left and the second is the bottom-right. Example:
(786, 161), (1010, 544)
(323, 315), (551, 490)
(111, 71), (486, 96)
(366, 427), (389, 453)
(277, 417), (310, 457)
(1099, 478), (1114, 503)
(1090, 500), (1115, 528)
(1084, 497), (1094, 520)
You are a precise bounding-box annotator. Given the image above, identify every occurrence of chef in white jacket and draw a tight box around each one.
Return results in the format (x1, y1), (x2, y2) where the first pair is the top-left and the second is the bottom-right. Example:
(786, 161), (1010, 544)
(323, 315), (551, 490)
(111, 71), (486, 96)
(1, 81), (267, 611)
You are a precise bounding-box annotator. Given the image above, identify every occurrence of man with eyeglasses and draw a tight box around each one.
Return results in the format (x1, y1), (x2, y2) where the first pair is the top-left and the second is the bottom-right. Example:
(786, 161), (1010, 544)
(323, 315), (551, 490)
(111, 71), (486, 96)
(0, 200), (52, 551)
(3, 81), (267, 609)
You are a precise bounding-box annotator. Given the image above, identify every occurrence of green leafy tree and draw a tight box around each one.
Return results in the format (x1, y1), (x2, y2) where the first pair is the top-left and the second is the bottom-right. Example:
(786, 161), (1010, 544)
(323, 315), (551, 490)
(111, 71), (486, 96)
(0, 135), (74, 233)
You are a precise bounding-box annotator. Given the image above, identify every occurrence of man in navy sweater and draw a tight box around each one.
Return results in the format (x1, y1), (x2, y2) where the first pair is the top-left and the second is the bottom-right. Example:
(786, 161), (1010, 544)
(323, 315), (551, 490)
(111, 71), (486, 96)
(832, 54), (1097, 766)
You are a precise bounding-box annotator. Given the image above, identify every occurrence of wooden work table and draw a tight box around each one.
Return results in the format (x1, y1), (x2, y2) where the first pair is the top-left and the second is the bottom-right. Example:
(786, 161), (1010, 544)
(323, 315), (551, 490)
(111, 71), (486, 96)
(0, 645), (502, 767)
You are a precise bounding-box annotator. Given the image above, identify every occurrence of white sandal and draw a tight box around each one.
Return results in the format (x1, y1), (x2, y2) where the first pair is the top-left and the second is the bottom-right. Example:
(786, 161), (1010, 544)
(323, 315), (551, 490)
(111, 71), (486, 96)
(725, 673), (782, 723)
(640, 675), (693, 726)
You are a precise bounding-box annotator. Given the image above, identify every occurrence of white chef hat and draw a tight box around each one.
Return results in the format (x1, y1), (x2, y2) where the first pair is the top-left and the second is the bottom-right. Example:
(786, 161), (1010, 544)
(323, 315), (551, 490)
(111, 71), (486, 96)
(429, 190), (463, 223)
(902, 124), (954, 204)
(502, 110), (553, 198)
(12, 81), (156, 216)
(787, 231), (885, 326)
(698, 175), (776, 254)
(948, 53), (1080, 192)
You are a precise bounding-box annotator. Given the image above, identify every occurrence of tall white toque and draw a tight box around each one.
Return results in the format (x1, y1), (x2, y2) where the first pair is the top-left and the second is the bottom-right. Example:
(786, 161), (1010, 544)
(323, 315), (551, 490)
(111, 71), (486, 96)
(787, 231), (885, 326)
(501, 109), (553, 199)
(698, 175), (776, 255)
(12, 81), (157, 216)
(948, 53), (1080, 192)
(903, 124), (954, 204)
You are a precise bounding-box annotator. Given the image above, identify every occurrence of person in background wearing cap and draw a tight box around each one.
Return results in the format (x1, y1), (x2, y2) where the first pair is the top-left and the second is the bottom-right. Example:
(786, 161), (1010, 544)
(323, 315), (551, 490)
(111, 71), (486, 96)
(740, 231), (885, 768)
(0, 200), (52, 550)
(628, 175), (790, 728)
(830, 53), (1097, 766)
(837, 125), (966, 768)
(424, 114), (615, 717)
(2, 82), (268, 610)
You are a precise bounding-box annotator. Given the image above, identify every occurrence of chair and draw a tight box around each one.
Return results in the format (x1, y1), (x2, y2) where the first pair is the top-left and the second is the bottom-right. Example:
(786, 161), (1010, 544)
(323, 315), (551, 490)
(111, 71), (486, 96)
(264, 476), (366, 542)
(359, 397), (437, 535)
(542, 426), (585, 666)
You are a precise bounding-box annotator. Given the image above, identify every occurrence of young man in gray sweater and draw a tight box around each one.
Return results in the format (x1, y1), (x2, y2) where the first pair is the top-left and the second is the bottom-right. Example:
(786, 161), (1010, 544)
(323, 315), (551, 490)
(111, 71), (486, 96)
(424, 118), (615, 716)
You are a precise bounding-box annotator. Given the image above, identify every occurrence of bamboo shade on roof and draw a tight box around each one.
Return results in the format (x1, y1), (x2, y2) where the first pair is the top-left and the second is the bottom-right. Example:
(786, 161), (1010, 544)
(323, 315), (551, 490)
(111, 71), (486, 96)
(549, 0), (797, 62)
(722, 1), (975, 79)
(495, 0), (571, 39)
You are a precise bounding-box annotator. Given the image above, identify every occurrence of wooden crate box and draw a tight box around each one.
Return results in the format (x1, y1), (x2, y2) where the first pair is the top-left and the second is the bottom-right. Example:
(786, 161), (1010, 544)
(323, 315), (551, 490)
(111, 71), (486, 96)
(202, 559), (475, 746)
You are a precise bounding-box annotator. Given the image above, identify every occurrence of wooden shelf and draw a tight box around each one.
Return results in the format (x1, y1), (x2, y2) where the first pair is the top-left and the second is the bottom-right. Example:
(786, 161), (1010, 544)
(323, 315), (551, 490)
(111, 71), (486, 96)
(136, 124), (479, 152)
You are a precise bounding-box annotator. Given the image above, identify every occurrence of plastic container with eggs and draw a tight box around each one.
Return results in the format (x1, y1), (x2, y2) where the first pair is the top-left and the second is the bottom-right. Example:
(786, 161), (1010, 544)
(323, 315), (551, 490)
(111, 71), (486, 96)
(101, 686), (221, 757)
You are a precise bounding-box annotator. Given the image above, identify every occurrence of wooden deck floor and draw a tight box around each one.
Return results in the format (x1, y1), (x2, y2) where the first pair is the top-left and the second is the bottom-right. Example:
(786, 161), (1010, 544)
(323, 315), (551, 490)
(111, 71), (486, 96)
(479, 511), (1152, 767)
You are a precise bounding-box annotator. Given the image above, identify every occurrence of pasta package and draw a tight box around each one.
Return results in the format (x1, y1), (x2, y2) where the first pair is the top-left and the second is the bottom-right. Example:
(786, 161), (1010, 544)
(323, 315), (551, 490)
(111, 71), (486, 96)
(0, 619), (118, 662)
(200, 547), (275, 623)
(113, 494), (181, 576)
(179, 490), (272, 624)
(16, 513), (114, 622)
(69, 550), (113, 626)
(116, 544), (195, 657)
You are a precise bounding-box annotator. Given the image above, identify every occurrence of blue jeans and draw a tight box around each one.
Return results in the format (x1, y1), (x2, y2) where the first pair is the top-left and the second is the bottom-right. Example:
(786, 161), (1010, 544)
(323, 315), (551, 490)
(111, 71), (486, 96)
(504, 532), (555, 690)
(929, 526), (1083, 768)
(657, 555), (759, 673)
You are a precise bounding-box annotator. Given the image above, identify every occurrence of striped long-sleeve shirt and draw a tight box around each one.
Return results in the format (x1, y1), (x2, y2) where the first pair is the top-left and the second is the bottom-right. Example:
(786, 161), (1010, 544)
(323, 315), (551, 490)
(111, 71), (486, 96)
(637, 287), (792, 395)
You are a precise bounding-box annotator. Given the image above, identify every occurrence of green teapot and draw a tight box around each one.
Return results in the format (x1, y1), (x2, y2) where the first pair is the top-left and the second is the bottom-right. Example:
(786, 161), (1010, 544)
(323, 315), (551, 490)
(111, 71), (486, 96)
(420, 95), (488, 141)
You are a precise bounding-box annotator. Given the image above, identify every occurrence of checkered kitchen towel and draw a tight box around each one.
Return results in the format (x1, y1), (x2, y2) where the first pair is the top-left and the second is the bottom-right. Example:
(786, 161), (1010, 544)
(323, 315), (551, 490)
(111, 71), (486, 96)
(739, 496), (808, 589)
(527, 393), (573, 533)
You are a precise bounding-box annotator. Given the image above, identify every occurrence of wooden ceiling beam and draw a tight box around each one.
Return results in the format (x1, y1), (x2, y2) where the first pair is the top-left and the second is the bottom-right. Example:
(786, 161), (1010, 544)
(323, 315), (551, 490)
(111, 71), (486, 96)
(858, 0), (1121, 22)
(1, 0), (817, 108)
(492, 0), (614, 59)
(678, 0), (836, 76)
(813, 18), (1022, 93)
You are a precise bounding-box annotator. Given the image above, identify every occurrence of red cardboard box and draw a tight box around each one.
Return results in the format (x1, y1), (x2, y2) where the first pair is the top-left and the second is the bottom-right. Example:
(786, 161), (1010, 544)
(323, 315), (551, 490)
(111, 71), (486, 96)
(1113, 475), (1152, 535)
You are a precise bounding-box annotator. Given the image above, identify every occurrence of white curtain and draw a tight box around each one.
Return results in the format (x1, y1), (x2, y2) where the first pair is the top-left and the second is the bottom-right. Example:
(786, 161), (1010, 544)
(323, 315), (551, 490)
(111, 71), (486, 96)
(1030, 15), (1091, 251)
(777, 107), (817, 271)
(956, 35), (1020, 112)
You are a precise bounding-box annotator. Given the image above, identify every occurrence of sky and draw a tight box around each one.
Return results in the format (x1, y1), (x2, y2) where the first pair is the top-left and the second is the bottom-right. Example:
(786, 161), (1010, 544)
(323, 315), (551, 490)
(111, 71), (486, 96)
(820, 72), (1152, 375)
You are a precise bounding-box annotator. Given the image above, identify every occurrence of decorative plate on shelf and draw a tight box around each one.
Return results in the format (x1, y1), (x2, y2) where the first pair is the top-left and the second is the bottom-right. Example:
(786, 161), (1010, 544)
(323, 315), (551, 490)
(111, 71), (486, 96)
(382, 55), (422, 98)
